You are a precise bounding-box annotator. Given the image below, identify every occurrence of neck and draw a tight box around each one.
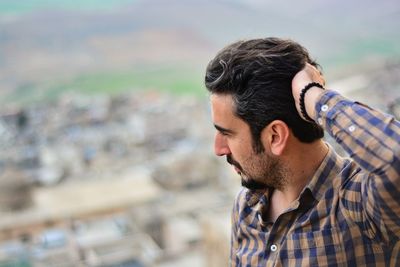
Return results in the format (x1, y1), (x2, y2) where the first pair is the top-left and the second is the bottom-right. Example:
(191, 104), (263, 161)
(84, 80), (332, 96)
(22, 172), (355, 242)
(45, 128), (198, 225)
(274, 139), (328, 206)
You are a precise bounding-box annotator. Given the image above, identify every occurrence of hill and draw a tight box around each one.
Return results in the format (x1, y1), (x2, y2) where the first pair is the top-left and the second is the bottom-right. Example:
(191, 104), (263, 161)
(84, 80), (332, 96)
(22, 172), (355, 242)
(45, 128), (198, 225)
(1, 0), (399, 105)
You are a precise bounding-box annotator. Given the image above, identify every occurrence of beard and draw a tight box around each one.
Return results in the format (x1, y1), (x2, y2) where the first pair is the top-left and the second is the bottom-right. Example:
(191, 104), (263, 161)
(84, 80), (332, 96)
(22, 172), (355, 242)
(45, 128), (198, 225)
(227, 152), (288, 191)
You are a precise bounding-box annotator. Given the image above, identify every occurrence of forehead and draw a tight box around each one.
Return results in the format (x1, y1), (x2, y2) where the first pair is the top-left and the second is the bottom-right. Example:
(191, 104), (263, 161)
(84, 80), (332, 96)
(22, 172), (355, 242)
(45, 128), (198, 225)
(210, 94), (248, 130)
(210, 93), (234, 118)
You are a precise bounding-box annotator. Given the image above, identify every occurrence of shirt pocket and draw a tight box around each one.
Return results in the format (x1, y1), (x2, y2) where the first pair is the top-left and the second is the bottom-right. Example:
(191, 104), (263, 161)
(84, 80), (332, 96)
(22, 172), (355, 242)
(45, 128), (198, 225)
(283, 227), (346, 266)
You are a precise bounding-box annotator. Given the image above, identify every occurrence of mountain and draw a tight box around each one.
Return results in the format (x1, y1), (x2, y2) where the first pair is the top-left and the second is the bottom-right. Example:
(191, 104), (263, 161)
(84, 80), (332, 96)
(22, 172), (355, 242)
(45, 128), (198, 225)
(1, 0), (399, 105)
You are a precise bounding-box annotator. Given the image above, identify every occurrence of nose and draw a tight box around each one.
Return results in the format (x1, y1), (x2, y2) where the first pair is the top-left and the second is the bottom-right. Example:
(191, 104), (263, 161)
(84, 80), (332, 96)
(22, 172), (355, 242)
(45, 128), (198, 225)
(214, 132), (231, 156)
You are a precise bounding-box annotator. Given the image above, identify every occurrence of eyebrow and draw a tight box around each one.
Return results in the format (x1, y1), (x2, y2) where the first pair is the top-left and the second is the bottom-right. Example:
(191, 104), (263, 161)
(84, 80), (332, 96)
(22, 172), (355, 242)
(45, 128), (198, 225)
(214, 124), (235, 135)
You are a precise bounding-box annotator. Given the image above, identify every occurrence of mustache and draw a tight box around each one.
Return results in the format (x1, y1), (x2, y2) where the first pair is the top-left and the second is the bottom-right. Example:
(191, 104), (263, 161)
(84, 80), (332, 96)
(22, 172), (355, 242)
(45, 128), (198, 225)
(227, 155), (242, 171)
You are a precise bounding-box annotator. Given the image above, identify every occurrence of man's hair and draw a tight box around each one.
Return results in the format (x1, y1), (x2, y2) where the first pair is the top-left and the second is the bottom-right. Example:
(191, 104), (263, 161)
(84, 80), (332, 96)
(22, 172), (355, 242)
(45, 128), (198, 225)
(205, 37), (324, 153)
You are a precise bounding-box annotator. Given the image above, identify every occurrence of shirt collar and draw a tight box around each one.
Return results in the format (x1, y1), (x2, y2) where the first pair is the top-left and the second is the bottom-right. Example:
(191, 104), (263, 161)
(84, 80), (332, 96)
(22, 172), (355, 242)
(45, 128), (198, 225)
(305, 142), (347, 201)
(244, 188), (270, 208)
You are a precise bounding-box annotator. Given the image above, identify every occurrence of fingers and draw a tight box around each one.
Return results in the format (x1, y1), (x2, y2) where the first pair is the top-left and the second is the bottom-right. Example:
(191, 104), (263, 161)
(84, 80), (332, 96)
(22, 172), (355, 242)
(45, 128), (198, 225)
(305, 63), (325, 87)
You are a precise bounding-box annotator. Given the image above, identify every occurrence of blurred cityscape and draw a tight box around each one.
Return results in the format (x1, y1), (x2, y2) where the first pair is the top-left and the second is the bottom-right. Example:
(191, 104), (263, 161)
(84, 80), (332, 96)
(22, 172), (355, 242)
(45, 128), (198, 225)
(1, 0), (400, 266)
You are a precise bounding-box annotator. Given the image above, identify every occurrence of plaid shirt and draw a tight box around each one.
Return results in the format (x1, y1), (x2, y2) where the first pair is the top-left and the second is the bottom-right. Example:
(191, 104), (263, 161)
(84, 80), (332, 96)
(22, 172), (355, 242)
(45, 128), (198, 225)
(230, 90), (400, 266)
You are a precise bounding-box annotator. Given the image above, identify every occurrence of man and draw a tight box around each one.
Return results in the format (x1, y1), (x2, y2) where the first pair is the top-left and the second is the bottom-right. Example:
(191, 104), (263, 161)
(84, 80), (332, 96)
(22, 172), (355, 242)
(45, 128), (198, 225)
(204, 38), (400, 266)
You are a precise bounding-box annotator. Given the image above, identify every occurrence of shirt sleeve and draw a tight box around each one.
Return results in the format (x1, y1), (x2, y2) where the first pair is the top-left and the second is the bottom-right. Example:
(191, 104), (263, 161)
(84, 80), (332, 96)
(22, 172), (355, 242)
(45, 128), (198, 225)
(314, 90), (400, 238)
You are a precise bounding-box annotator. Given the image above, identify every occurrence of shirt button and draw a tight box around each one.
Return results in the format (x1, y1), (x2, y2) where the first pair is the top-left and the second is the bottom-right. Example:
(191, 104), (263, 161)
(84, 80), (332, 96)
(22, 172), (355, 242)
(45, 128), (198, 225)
(270, 244), (278, 252)
(348, 125), (356, 132)
(317, 118), (323, 125)
(321, 104), (329, 112)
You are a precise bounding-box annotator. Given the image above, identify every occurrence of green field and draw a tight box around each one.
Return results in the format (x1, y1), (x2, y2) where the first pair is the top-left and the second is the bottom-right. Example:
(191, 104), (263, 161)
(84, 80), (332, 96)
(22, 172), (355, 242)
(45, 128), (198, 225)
(2, 1), (400, 106)
(322, 38), (400, 70)
(65, 67), (206, 95)
(5, 66), (207, 105)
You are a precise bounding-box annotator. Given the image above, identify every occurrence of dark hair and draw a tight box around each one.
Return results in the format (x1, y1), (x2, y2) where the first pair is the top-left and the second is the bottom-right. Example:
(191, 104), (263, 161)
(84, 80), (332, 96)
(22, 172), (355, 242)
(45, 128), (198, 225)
(205, 37), (324, 153)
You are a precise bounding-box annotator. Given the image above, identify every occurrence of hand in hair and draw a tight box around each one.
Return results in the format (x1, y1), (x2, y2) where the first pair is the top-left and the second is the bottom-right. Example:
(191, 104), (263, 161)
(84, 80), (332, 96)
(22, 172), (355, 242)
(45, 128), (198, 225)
(292, 63), (326, 121)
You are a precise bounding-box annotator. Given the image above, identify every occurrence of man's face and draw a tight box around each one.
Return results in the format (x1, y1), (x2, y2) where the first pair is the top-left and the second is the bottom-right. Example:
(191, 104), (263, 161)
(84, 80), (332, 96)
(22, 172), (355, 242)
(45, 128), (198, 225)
(210, 94), (287, 190)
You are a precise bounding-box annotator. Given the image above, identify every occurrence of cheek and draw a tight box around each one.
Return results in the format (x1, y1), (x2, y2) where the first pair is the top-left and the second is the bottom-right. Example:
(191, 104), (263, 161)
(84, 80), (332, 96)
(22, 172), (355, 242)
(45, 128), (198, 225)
(228, 138), (253, 160)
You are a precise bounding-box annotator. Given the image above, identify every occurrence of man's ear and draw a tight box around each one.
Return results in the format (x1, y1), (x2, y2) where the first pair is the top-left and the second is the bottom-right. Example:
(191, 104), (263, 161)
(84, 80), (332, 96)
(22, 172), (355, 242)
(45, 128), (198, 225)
(261, 120), (290, 156)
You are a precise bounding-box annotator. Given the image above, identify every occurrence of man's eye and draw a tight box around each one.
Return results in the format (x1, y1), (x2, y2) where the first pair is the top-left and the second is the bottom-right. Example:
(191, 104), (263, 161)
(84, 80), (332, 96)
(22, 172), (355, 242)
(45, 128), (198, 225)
(220, 131), (229, 136)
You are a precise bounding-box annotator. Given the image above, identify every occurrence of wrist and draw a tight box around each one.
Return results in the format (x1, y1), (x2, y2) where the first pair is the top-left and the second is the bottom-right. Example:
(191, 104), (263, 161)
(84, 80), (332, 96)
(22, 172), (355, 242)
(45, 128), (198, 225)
(304, 87), (325, 120)
(299, 82), (325, 122)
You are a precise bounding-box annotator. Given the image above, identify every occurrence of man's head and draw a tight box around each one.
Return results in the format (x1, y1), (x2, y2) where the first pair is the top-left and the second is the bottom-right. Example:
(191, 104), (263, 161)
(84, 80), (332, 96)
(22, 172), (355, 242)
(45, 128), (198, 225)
(205, 38), (324, 190)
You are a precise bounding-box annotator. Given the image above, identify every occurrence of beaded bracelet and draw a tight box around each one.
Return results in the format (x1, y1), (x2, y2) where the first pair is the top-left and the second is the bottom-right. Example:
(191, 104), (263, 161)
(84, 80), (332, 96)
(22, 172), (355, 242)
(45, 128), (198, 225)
(299, 82), (324, 122)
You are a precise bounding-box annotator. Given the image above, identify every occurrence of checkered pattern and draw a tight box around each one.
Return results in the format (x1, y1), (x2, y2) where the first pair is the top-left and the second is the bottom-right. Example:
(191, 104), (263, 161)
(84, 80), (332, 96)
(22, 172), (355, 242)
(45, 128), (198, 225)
(230, 90), (400, 266)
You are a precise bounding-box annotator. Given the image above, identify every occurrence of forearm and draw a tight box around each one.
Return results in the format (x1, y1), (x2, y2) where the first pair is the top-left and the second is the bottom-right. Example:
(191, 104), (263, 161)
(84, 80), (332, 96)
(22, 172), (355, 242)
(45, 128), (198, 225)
(312, 90), (400, 174)
(291, 64), (400, 173)
(313, 89), (400, 237)
(293, 64), (400, 233)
